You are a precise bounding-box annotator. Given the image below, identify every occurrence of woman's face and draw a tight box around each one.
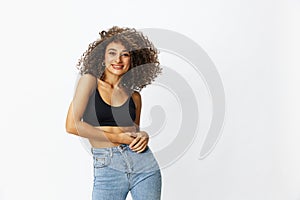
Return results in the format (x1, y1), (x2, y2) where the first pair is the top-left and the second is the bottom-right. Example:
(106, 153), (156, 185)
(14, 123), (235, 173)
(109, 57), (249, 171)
(104, 41), (131, 77)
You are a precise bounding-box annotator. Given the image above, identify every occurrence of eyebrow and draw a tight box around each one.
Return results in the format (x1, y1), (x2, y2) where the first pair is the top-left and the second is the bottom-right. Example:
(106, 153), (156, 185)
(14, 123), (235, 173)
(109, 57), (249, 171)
(107, 48), (117, 51)
(107, 48), (129, 52)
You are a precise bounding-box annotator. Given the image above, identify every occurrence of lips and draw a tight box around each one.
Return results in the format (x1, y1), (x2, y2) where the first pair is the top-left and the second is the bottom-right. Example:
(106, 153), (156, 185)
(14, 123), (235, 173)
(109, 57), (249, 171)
(112, 64), (124, 70)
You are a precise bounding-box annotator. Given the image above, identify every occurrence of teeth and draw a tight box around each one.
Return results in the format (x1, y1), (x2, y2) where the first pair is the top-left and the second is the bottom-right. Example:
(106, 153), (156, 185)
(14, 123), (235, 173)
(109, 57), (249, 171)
(112, 65), (123, 69)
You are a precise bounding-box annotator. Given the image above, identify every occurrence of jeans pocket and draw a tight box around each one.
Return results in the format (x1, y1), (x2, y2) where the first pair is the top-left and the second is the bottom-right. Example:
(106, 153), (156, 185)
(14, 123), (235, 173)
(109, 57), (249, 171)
(93, 153), (110, 168)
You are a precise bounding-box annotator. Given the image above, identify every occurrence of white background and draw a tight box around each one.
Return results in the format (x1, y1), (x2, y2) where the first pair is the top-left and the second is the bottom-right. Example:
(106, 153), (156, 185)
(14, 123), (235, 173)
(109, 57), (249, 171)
(0, 0), (299, 199)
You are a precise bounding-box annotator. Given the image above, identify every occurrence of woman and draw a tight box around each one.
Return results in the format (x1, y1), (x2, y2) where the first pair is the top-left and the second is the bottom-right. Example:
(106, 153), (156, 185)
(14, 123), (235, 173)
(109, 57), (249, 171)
(66, 26), (163, 200)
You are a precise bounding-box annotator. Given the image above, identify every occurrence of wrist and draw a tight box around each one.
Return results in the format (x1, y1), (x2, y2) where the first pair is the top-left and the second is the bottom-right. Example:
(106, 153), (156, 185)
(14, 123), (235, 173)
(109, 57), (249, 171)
(105, 131), (120, 143)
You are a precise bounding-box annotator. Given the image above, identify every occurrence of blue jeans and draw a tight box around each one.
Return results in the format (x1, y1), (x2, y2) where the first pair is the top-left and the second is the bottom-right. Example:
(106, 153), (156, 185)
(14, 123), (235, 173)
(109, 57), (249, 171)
(91, 144), (162, 200)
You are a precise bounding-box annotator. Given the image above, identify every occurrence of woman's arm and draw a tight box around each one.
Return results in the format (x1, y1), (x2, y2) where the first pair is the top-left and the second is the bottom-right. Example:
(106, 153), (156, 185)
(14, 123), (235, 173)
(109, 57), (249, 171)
(65, 74), (133, 144)
(133, 91), (142, 132)
(129, 91), (149, 153)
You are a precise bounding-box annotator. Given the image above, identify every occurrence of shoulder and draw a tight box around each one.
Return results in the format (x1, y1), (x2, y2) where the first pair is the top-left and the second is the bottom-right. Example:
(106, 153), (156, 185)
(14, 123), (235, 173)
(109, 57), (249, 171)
(131, 91), (141, 107)
(132, 91), (141, 97)
(132, 91), (141, 101)
(76, 73), (97, 95)
(80, 73), (97, 82)
(78, 73), (97, 86)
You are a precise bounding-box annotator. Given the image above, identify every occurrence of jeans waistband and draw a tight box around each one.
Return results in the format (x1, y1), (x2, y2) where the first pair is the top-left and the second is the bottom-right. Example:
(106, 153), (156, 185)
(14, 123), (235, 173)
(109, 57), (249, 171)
(91, 144), (129, 155)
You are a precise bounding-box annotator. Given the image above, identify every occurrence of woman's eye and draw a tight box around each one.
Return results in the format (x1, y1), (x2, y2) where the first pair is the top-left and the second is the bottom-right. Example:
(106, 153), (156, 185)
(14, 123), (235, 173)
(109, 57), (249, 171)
(121, 53), (130, 57)
(109, 51), (116, 56)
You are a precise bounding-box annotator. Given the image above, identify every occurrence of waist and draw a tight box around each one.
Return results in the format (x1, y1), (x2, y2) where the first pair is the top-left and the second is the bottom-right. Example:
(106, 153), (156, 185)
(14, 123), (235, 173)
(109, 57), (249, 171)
(91, 144), (130, 154)
(95, 125), (136, 133)
(89, 126), (136, 148)
(91, 144), (159, 173)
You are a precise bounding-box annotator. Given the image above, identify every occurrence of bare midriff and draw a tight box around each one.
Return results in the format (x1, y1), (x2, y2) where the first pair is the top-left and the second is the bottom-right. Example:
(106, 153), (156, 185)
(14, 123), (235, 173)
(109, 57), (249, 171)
(89, 125), (136, 148)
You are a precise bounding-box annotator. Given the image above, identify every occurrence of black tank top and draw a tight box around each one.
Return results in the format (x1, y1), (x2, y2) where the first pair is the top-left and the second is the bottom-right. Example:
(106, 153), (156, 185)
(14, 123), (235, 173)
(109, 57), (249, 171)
(83, 88), (136, 127)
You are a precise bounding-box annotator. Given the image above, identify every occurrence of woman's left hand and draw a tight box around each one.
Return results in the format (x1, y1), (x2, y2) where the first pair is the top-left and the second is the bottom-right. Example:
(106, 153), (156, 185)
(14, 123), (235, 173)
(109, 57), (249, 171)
(129, 131), (149, 153)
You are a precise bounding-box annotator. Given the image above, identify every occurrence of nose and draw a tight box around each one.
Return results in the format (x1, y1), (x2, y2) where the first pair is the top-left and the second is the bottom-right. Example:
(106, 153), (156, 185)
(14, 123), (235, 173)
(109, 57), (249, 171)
(115, 55), (121, 63)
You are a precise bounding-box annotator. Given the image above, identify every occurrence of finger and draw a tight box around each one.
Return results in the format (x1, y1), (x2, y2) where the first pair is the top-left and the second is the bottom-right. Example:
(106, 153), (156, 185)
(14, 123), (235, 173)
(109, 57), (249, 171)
(131, 137), (146, 149)
(137, 145), (148, 153)
(131, 136), (148, 150)
(129, 136), (141, 148)
(137, 144), (147, 153)
(131, 139), (147, 152)
(133, 143), (146, 153)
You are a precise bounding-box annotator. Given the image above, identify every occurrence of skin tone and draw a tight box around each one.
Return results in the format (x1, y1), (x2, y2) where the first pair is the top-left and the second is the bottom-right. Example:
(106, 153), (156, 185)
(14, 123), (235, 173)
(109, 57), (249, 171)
(66, 41), (149, 153)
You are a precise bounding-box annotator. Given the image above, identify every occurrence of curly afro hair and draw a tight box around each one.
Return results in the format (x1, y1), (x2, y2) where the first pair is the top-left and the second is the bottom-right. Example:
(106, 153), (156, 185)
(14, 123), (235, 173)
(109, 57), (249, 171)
(77, 26), (162, 92)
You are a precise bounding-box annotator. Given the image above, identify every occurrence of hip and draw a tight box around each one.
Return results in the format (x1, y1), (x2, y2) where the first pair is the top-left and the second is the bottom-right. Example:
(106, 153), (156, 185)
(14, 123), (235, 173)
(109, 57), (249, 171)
(91, 144), (160, 174)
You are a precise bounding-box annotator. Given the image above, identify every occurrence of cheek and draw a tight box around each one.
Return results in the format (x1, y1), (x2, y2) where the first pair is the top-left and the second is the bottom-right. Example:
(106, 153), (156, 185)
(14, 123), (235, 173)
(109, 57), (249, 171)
(105, 55), (113, 62)
(125, 58), (131, 65)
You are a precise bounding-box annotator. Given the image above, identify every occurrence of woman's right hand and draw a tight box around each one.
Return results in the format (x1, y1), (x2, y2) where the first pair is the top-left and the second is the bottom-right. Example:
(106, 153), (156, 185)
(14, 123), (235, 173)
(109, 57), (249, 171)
(117, 132), (136, 145)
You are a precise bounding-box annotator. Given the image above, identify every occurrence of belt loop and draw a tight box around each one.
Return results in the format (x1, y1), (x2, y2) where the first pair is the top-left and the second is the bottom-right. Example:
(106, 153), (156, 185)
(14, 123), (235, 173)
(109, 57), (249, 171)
(110, 148), (113, 157)
(119, 144), (126, 151)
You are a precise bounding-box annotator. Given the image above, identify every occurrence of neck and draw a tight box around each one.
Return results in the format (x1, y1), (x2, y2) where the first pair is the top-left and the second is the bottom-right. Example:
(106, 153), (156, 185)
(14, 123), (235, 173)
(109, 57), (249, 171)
(102, 72), (122, 89)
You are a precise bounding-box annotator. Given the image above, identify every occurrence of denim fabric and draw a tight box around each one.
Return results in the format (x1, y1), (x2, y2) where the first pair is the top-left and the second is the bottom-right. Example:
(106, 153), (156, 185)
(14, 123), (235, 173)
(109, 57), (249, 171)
(91, 144), (162, 200)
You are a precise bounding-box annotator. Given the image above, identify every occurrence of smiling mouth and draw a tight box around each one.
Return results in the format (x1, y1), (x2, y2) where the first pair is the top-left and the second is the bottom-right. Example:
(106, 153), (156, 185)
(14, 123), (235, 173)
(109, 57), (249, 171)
(112, 64), (124, 70)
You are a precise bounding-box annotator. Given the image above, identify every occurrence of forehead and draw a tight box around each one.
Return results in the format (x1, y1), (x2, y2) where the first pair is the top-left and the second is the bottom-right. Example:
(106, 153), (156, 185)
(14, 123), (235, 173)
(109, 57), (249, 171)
(106, 42), (127, 51)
